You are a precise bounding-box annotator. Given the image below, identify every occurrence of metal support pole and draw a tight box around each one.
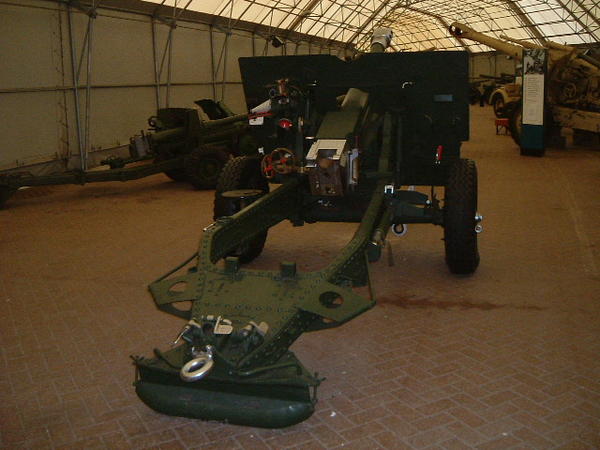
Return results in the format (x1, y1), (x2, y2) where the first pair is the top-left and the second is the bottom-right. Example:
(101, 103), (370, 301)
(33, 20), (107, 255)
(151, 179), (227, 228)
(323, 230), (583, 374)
(156, 29), (171, 108)
(151, 19), (161, 109)
(84, 13), (94, 171)
(67, 5), (85, 171)
(56, 4), (70, 163)
(166, 25), (173, 108)
(213, 29), (229, 101)
(209, 26), (217, 100)
(76, 22), (91, 78)
(221, 32), (229, 101)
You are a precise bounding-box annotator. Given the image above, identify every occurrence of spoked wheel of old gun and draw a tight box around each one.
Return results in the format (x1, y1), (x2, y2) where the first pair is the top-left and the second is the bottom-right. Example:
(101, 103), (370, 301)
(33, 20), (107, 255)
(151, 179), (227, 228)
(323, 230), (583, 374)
(214, 156), (269, 263)
(444, 158), (481, 274)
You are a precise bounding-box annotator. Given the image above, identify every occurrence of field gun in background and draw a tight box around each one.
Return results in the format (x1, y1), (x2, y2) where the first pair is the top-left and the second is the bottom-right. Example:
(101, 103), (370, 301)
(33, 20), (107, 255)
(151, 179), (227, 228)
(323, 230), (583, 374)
(449, 22), (600, 152)
(134, 30), (483, 428)
(0, 100), (258, 208)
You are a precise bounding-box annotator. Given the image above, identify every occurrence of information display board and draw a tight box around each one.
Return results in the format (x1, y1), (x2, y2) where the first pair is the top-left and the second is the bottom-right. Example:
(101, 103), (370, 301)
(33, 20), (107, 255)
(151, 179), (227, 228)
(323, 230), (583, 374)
(520, 49), (547, 155)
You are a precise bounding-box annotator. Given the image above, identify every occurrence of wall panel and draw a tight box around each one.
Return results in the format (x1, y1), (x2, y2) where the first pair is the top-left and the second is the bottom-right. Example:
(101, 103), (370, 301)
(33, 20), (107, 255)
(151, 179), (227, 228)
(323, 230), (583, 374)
(0, 91), (64, 166)
(0, 1), (369, 173)
(89, 87), (156, 149)
(471, 52), (517, 78)
(168, 85), (215, 110)
(93, 14), (155, 86)
(168, 24), (212, 84)
(0, 3), (61, 89)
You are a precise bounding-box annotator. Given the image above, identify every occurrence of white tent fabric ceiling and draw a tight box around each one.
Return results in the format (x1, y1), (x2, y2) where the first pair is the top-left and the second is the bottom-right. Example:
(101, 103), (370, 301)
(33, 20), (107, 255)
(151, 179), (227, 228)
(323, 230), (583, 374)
(146, 0), (598, 52)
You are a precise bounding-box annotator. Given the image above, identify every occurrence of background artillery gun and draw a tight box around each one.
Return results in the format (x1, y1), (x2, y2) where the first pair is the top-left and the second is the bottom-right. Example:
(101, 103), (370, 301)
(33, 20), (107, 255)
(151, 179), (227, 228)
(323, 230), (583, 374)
(450, 22), (600, 152)
(134, 30), (482, 428)
(0, 100), (256, 208)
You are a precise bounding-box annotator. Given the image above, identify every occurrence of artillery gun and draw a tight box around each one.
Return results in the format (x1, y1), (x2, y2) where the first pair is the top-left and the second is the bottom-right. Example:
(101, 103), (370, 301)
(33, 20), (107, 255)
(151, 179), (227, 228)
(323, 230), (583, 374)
(449, 22), (600, 153)
(0, 100), (256, 208)
(134, 30), (482, 428)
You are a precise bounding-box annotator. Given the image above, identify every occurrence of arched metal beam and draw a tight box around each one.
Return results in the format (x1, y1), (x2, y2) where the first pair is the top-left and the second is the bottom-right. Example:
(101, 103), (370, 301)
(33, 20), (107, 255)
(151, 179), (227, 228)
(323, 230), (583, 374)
(352, 4), (471, 52)
(499, 0), (547, 45)
(345, 0), (399, 45)
(402, 6), (471, 52)
(573, 0), (600, 29)
(553, 0), (597, 38)
(284, 0), (321, 32)
(565, 0), (600, 37)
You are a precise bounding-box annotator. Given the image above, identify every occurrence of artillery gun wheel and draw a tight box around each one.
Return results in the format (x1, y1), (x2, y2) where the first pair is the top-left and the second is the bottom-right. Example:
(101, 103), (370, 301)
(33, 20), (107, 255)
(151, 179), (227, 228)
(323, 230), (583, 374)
(444, 159), (480, 275)
(185, 145), (230, 189)
(0, 186), (15, 209)
(508, 104), (523, 146)
(154, 150), (187, 182)
(214, 156), (269, 263)
(492, 94), (506, 118)
(509, 105), (546, 157)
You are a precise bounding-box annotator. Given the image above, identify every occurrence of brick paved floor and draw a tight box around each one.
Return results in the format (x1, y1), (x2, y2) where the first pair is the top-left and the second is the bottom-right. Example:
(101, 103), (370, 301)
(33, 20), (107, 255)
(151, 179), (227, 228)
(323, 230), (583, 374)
(1, 105), (599, 449)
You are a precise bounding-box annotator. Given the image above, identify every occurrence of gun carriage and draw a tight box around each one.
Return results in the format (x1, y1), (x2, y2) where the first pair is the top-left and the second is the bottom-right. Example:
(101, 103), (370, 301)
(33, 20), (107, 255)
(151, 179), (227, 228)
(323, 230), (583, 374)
(134, 30), (482, 428)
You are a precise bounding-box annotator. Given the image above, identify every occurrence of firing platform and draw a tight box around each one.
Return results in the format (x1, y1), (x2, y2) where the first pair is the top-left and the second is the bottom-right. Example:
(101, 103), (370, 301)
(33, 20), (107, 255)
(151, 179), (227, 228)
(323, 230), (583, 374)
(1, 105), (599, 449)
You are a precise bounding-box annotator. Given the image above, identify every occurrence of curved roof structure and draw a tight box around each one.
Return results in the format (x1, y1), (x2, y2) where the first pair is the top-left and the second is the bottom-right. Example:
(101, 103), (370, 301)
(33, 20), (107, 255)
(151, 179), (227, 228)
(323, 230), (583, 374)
(146, 0), (599, 52)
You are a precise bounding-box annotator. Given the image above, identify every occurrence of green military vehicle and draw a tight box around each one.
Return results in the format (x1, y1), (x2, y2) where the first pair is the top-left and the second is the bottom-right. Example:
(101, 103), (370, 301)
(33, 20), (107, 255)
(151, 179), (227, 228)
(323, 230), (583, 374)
(134, 30), (482, 428)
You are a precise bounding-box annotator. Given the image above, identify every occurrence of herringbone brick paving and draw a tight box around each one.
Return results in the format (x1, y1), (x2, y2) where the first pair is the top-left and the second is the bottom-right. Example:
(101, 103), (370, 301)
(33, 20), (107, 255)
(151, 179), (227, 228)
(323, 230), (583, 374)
(1, 106), (599, 449)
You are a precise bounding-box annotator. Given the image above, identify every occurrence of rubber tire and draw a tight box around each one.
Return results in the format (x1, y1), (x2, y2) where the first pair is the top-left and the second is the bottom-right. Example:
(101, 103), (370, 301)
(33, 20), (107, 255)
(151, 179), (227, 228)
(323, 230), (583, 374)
(492, 94), (506, 118)
(509, 105), (546, 157)
(154, 150), (187, 182)
(508, 104), (522, 147)
(444, 159), (480, 275)
(185, 146), (230, 189)
(469, 86), (481, 105)
(214, 156), (269, 263)
(0, 186), (15, 209)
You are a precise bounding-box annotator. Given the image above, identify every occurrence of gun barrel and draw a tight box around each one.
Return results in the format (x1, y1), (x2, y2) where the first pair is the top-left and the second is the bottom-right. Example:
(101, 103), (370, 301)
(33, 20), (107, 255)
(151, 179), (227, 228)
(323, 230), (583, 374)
(499, 34), (543, 50)
(150, 127), (185, 144)
(580, 53), (600, 69)
(199, 123), (248, 143)
(370, 28), (393, 53)
(449, 22), (523, 61)
(202, 113), (249, 128)
(544, 41), (578, 52)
